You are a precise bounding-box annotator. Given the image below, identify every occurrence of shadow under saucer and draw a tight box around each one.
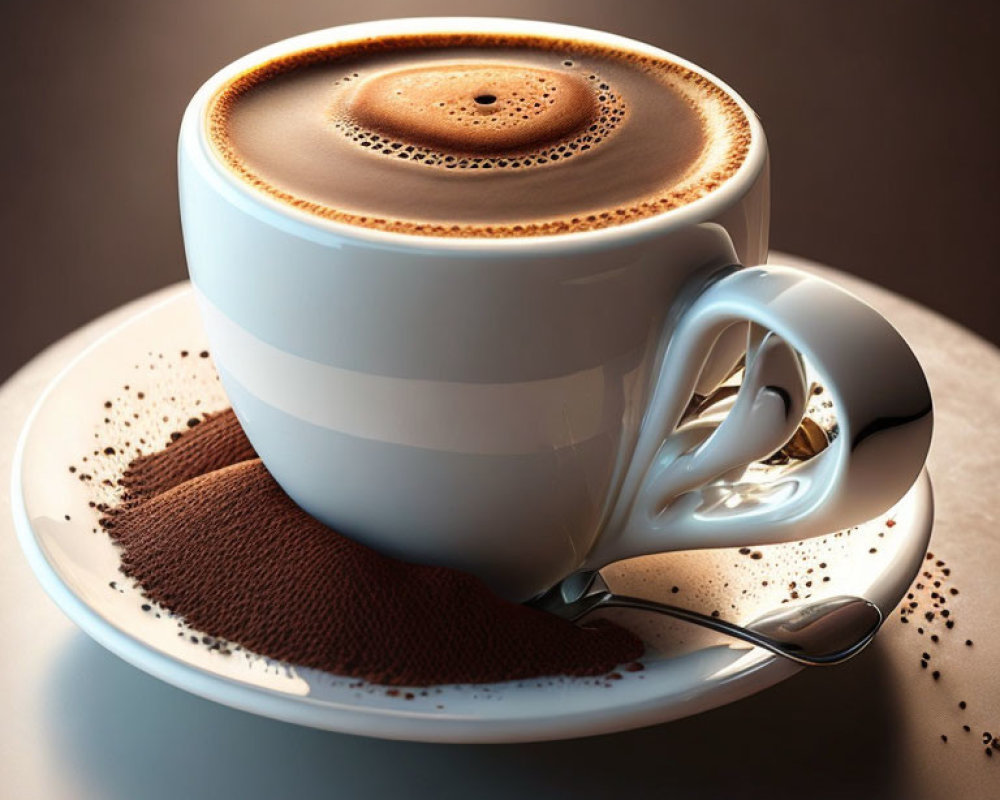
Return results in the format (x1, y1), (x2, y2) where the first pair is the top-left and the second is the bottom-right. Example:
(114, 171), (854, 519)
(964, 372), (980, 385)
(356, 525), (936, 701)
(44, 631), (906, 800)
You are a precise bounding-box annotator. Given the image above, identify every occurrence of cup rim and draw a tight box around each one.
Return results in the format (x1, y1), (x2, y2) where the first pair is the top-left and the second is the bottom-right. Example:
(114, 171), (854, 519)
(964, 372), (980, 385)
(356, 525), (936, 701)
(181, 16), (768, 256)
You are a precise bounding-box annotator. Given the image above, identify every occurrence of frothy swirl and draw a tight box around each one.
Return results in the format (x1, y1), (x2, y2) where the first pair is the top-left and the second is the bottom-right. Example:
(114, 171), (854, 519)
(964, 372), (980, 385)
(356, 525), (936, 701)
(208, 33), (752, 237)
(332, 63), (625, 170)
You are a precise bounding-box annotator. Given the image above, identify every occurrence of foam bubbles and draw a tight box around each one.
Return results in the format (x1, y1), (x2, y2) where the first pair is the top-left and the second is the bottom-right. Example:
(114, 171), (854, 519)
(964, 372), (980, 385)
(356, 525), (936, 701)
(333, 64), (626, 170)
(208, 33), (753, 237)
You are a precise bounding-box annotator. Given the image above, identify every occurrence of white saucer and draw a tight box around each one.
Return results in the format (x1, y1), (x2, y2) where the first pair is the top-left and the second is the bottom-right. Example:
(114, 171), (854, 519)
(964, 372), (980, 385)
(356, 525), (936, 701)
(11, 286), (933, 743)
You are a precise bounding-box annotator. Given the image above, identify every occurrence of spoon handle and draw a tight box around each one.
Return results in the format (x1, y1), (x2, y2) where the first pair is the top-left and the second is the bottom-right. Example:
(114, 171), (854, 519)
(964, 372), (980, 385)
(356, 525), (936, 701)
(589, 592), (882, 666)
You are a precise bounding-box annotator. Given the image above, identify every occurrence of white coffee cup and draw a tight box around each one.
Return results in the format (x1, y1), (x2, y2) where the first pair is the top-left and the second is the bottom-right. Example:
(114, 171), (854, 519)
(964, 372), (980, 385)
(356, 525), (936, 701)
(178, 18), (932, 601)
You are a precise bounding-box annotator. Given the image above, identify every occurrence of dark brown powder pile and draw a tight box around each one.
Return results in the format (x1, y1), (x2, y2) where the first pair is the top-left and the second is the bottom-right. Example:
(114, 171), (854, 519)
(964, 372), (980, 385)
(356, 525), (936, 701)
(101, 409), (642, 686)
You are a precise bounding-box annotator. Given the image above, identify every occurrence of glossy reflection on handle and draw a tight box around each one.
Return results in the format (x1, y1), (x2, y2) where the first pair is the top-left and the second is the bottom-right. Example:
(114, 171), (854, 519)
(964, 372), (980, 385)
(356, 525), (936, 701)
(587, 266), (933, 569)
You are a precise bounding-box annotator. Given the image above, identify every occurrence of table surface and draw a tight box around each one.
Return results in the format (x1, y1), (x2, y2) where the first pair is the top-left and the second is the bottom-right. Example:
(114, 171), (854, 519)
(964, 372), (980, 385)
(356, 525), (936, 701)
(2, 254), (997, 800)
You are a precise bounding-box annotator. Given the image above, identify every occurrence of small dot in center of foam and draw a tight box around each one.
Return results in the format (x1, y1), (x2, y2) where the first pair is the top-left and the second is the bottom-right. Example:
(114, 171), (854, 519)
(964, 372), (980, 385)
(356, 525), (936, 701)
(343, 63), (598, 154)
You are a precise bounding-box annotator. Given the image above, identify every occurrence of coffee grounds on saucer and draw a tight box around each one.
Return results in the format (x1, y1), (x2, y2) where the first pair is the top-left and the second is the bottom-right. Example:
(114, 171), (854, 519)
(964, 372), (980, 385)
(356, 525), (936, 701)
(101, 409), (643, 686)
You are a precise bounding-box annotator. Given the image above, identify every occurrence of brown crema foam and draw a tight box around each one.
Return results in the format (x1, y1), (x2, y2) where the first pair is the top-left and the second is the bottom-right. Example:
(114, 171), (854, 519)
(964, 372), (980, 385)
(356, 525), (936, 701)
(348, 63), (599, 154)
(208, 32), (751, 237)
(101, 409), (643, 686)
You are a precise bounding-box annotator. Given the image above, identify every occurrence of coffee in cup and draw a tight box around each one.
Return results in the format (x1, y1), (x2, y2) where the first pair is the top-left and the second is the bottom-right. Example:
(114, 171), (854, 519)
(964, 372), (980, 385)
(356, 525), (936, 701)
(207, 31), (750, 236)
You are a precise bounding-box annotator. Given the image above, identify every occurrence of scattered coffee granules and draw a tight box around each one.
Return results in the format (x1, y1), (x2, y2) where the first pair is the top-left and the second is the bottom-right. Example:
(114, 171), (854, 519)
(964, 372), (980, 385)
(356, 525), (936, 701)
(897, 551), (997, 761)
(100, 409), (642, 686)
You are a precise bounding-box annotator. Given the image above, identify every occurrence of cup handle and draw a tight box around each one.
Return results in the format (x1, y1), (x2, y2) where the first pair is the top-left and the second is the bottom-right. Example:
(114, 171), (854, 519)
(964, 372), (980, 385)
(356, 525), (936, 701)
(584, 265), (933, 569)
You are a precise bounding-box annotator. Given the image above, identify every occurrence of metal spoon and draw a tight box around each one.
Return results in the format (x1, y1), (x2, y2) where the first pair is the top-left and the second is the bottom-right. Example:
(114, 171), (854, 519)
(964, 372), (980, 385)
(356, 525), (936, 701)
(529, 571), (883, 666)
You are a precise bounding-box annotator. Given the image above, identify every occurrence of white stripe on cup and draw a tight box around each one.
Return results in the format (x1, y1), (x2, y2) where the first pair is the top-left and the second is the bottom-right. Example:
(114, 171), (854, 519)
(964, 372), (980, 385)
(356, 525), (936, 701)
(196, 291), (611, 455)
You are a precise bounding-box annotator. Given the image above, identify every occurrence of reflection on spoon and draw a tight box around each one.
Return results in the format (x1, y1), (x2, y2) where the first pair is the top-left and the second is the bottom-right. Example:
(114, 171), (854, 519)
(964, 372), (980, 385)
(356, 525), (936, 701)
(529, 571), (883, 666)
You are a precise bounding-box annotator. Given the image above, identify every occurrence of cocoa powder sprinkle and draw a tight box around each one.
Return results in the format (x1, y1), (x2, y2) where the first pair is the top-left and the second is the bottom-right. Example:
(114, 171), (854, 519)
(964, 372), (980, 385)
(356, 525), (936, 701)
(102, 409), (643, 686)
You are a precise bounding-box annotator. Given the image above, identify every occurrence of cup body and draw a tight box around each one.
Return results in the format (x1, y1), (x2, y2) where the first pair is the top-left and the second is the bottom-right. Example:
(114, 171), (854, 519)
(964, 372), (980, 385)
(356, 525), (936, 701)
(179, 18), (769, 600)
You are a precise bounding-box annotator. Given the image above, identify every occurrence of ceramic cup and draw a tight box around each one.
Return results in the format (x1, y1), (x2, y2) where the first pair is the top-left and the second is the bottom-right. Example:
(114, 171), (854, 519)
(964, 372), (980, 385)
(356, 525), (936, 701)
(179, 18), (933, 601)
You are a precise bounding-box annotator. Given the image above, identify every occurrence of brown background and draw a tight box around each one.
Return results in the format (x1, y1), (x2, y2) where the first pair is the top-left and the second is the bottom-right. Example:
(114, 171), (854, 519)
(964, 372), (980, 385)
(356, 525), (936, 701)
(2, 0), (998, 382)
